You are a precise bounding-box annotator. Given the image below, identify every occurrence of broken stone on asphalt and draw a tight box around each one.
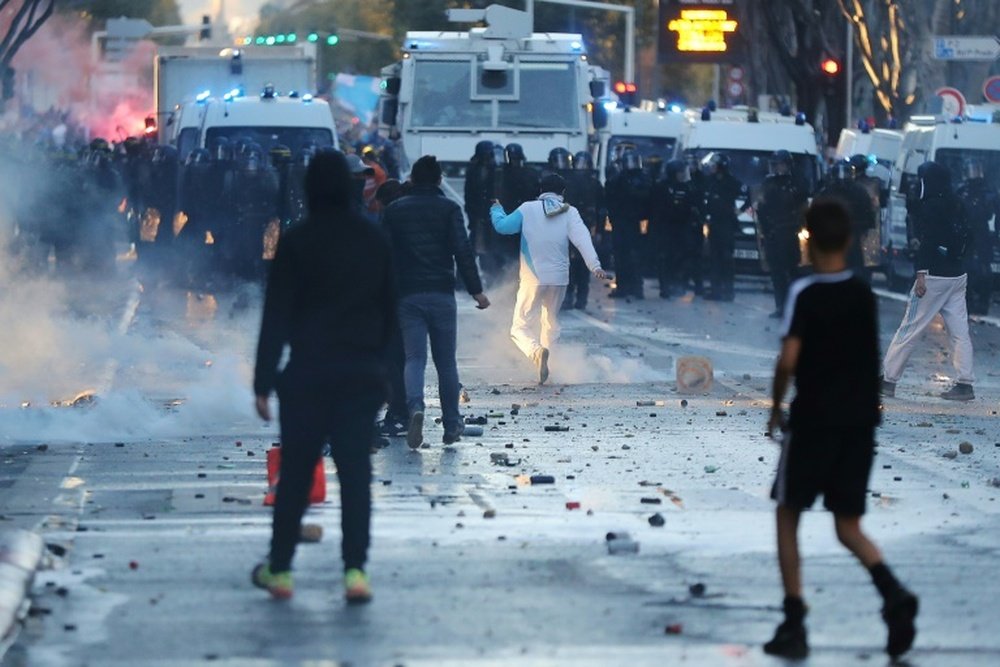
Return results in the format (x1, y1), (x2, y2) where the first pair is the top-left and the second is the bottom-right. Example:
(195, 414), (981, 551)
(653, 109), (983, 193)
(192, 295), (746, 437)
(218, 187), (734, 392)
(648, 513), (665, 527)
(943, 450), (958, 460)
(464, 426), (484, 437)
(466, 416), (488, 425)
(545, 425), (569, 432)
(640, 497), (662, 505)
(565, 501), (581, 510)
(689, 582), (706, 597)
(529, 475), (555, 485)
(959, 442), (974, 455)
(300, 524), (323, 543)
(704, 465), (719, 474)
(664, 623), (683, 635)
(677, 356), (713, 394)
(606, 532), (639, 554)
(483, 509), (496, 519)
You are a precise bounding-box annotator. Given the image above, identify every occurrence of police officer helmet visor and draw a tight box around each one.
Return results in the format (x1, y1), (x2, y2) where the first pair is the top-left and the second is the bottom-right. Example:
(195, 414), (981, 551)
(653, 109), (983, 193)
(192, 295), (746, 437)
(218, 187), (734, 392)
(964, 158), (984, 180)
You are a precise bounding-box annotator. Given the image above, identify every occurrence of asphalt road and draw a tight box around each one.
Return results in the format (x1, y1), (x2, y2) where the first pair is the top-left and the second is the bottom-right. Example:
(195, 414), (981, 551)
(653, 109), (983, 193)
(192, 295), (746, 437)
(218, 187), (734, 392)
(2, 272), (1000, 666)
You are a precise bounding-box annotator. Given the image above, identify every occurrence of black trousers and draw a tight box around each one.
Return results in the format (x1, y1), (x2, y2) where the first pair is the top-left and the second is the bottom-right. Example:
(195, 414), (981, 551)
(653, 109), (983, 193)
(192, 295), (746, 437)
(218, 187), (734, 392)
(612, 217), (643, 295)
(564, 250), (591, 307)
(765, 233), (801, 311)
(656, 224), (686, 296)
(708, 225), (735, 299)
(270, 384), (382, 573)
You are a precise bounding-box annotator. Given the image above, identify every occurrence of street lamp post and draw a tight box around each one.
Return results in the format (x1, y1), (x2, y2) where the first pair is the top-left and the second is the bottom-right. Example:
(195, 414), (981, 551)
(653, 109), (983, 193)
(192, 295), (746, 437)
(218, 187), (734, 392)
(526, 0), (636, 83)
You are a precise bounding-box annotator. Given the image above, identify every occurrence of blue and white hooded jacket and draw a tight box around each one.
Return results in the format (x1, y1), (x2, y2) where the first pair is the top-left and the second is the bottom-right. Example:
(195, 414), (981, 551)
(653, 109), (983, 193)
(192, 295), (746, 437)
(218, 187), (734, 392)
(490, 193), (602, 286)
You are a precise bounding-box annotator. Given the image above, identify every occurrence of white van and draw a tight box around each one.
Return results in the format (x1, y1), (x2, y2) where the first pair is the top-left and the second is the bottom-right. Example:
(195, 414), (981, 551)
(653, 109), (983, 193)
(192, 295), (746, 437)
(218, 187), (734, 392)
(595, 106), (685, 183)
(884, 112), (1000, 289)
(168, 91), (339, 159)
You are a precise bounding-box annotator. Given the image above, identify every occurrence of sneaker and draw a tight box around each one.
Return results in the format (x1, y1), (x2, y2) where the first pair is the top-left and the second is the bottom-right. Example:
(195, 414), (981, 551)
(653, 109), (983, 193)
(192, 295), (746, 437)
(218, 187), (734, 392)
(443, 423), (464, 445)
(378, 418), (407, 437)
(880, 377), (896, 398)
(344, 568), (372, 604)
(533, 347), (550, 385)
(763, 620), (809, 660)
(251, 562), (293, 599)
(883, 588), (918, 658)
(940, 382), (974, 401)
(406, 411), (424, 449)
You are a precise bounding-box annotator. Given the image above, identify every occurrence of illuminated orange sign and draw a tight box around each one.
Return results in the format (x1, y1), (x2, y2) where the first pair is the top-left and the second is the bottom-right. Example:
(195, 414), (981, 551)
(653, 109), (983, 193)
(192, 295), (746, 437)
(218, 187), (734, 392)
(667, 9), (739, 53)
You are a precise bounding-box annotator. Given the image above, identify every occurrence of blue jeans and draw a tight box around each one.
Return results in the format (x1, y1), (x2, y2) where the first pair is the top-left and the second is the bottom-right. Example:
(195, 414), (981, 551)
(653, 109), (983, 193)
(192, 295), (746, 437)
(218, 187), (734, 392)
(398, 292), (461, 432)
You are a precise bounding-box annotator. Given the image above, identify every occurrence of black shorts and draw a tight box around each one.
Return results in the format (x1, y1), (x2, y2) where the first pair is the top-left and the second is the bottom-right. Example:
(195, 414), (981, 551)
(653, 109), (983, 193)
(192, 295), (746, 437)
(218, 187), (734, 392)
(771, 425), (875, 516)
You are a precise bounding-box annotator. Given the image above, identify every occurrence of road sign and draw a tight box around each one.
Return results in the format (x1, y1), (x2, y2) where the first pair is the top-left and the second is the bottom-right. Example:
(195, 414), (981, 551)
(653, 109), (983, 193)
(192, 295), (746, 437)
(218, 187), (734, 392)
(727, 81), (744, 98)
(658, 0), (744, 64)
(728, 66), (744, 81)
(106, 18), (153, 40)
(935, 87), (967, 117)
(984, 76), (1000, 104)
(933, 35), (1000, 61)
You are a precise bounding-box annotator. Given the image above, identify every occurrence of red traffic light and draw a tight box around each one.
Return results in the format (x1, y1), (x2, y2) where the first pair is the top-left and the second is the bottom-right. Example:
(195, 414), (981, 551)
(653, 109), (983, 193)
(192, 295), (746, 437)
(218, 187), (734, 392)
(821, 58), (841, 76)
(625, 83), (637, 93)
(614, 81), (628, 94)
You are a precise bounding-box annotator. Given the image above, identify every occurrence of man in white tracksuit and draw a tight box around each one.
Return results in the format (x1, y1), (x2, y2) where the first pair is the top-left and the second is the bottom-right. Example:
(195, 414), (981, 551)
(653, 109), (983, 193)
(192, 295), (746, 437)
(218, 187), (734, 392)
(882, 161), (975, 401)
(490, 173), (605, 383)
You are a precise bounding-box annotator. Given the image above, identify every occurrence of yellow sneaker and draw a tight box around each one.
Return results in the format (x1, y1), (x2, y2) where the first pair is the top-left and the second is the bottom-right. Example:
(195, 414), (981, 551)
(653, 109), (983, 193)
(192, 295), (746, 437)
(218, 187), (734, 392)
(344, 568), (372, 604)
(251, 562), (293, 599)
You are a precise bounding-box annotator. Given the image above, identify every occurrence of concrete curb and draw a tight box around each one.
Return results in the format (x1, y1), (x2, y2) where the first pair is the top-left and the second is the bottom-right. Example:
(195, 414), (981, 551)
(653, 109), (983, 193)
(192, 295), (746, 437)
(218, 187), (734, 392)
(0, 529), (44, 650)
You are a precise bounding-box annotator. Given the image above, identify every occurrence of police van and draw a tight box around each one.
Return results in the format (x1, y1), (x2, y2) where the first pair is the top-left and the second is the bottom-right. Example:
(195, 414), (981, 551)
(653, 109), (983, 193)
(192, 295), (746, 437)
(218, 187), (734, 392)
(884, 108), (1000, 290)
(167, 87), (339, 160)
(679, 107), (822, 273)
(594, 106), (685, 183)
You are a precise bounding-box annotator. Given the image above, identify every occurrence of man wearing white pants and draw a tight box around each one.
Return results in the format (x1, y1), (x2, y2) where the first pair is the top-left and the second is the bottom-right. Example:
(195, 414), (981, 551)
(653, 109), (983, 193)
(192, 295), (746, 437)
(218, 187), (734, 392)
(882, 161), (975, 401)
(491, 173), (605, 383)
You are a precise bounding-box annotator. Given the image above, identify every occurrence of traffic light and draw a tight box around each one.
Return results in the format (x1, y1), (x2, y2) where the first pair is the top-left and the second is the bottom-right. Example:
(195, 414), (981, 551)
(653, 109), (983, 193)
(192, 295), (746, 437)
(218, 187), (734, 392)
(821, 58), (841, 76)
(614, 81), (637, 107)
(326, 34), (339, 46)
(307, 32), (319, 43)
(819, 56), (844, 96)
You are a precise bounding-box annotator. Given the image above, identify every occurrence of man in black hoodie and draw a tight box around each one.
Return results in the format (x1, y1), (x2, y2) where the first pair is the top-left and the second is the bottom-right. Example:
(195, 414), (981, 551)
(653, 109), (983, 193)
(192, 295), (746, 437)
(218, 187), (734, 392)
(383, 155), (490, 449)
(882, 160), (975, 401)
(252, 150), (397, 603)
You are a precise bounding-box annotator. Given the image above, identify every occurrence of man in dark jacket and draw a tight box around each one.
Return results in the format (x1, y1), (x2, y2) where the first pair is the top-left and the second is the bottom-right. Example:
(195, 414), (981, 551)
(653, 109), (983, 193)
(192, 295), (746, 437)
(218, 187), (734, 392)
(882, 161), (975, 401)
(383, 155), (491, 449)
(252, 150), (397, 604)
(605, 148), (652, 299)
(652, 159), (702, 298)
(703, 152), (750, 301)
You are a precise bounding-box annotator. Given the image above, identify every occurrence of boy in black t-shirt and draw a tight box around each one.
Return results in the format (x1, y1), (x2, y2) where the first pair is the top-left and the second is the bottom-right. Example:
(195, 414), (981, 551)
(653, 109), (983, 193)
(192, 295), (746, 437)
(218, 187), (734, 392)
(764, 199), (918, 660)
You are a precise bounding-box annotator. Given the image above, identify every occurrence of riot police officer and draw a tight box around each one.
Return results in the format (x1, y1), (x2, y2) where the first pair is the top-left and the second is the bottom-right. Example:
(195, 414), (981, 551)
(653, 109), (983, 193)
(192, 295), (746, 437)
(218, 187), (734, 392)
(546, 147), (573, 176)
(80, 138), (124, 271)
(817, 160), (875, 277)
(148, 144), (180, 246)
(227, 143), (279, 279)
(606, 147), (651, 299)
(464, 140), (498, 275)
(563, 150), (606, 309)
(756, 150), (807, 315)
(957, 157), (1000, 315)
(652, 159), (702, 298)
(702, 152), (749, 301)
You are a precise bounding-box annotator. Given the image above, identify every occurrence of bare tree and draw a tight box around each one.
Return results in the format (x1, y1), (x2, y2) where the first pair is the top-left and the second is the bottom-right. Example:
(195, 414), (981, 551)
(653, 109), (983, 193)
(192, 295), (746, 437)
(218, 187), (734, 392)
(0, 0), (56, 71)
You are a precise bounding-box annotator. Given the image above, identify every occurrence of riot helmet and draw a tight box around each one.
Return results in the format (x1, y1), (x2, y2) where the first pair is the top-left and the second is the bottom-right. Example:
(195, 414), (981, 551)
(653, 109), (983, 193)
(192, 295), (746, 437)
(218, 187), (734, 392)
(705, 152), (729, 175)
(964, 157), (985, 181)
(473, 140), (494, 161)
(665, 159), (690, 183)
(573, 150), (593, 171)
(505, 143), (526, 168)
(240, 144), (264, 173)
(548, 147), (572, 171)
(151, 144), (177, 165)
(621, 148), (643, 172)
(849, 154), (871, 178)
(186, 148), (211, 166)
(89, 137), (111, 155)
(269, 144), (293, 165)
(831, 160), (855, 182)
(769, 150), (792, 176)
(210, 137), (232, 162)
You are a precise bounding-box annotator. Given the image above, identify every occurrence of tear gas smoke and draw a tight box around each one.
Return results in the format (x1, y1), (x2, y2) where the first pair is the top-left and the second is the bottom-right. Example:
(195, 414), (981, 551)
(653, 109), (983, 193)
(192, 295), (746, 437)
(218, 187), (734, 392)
(458, 277), (666, 385)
